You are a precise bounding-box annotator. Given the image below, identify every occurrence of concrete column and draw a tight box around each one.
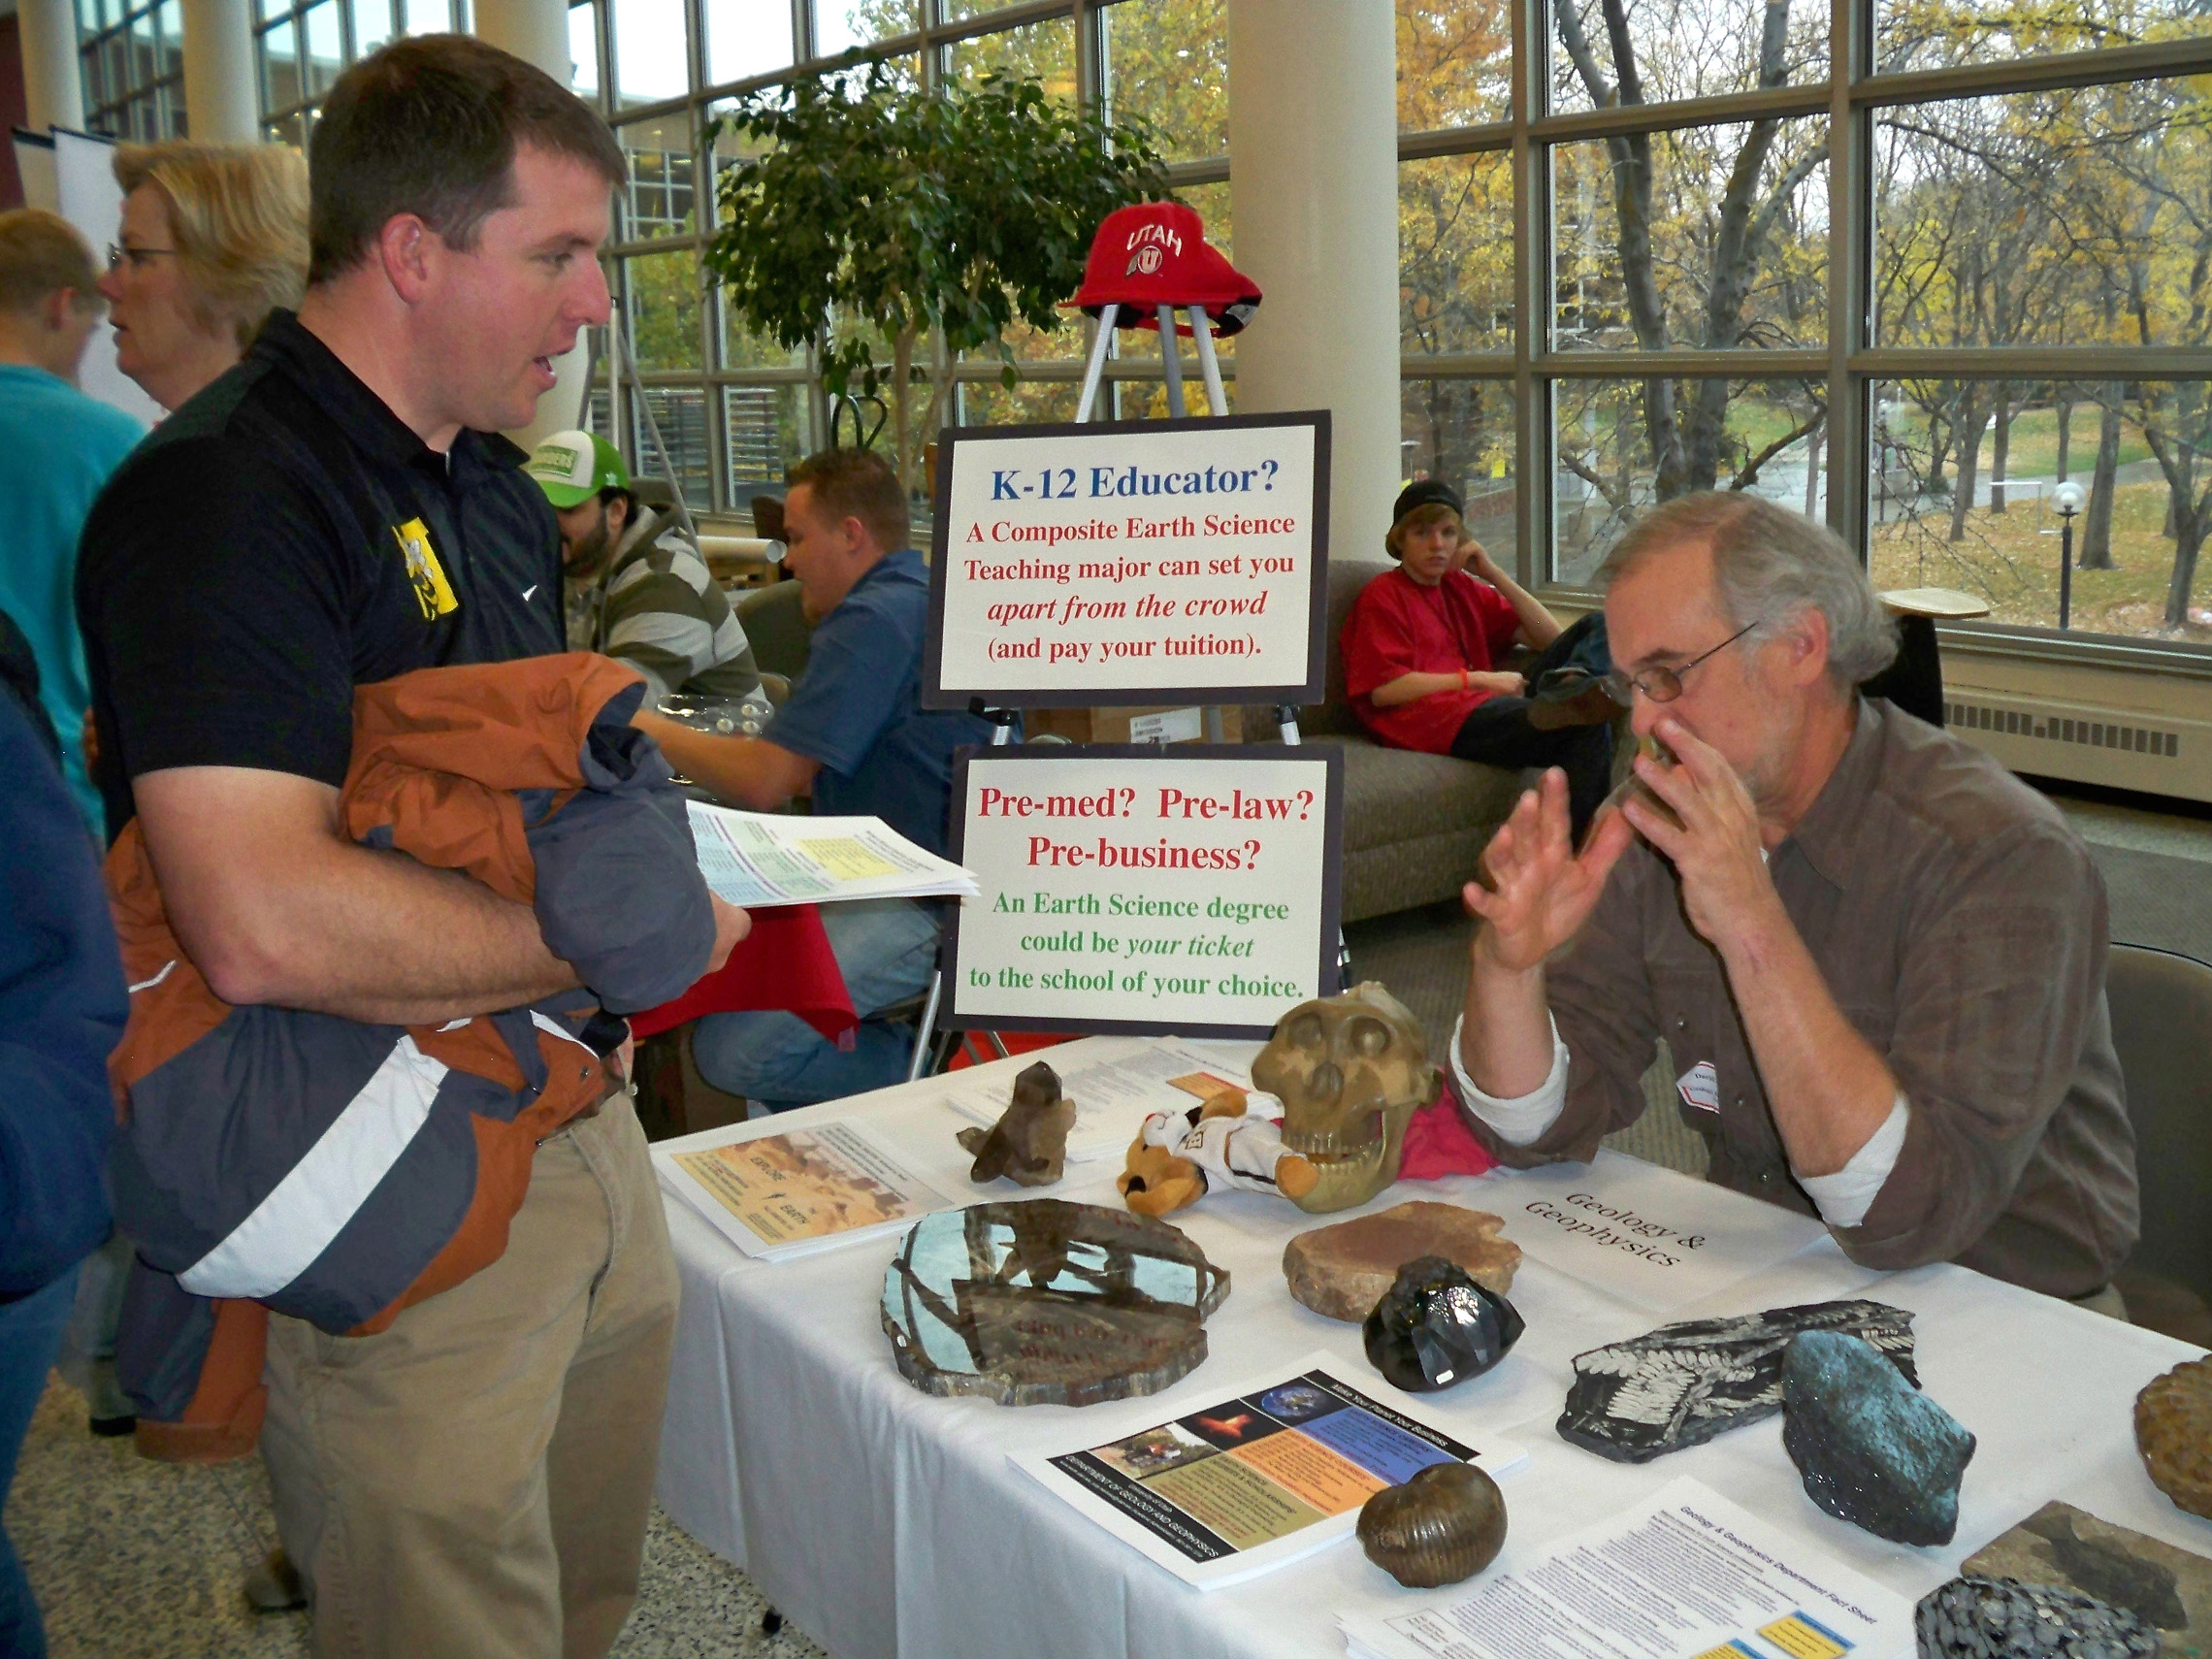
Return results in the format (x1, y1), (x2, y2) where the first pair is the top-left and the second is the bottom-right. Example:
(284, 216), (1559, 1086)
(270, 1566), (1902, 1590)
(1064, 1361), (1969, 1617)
(472, 0), (570, 81)
(19, 0), (86, 134)
(181, 0), (258, 143)
(1226, 0), (1399, 569)
(475, 0), (593, 448)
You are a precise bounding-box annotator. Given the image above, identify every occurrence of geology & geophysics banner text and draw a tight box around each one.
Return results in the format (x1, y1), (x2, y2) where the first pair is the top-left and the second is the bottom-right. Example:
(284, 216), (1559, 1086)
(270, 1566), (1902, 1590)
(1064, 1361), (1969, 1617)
(925, 412), (1329, 706)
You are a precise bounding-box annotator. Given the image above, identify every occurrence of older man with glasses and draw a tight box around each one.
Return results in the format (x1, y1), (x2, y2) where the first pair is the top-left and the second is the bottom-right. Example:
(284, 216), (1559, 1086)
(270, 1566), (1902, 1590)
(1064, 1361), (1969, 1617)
(1451, 491), (2139, 1311)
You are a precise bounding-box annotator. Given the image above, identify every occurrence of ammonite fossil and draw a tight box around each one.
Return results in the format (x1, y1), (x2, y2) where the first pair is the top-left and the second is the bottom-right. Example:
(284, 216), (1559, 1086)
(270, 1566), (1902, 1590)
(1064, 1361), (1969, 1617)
(1356, 1462), (1507, 1589)
(2134, 1354), (2212, 1520)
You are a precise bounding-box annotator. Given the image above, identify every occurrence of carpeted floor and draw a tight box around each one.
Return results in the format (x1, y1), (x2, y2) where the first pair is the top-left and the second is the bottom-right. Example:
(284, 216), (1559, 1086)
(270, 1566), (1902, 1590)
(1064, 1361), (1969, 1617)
(10, 789), (2206, 1659)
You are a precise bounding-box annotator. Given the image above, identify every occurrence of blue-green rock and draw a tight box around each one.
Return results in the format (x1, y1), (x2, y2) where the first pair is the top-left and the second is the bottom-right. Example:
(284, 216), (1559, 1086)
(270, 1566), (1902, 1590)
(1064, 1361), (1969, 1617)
(1781, 1329), (1974, 1546)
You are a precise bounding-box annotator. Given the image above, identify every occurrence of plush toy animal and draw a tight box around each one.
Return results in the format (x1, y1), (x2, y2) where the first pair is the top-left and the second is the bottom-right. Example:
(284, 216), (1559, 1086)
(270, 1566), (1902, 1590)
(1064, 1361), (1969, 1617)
(1117, 1089), (1319, 1217)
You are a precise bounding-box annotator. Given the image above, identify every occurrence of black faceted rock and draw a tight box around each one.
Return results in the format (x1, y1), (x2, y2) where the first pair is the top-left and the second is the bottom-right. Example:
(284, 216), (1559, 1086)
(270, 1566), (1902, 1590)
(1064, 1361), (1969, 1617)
(1557, 1300), (1917, 1464)
(1915, 1575), (2160, 1659)
(1362, 1255), (1523, 1392)
(1782, 1329), (1975, 1546)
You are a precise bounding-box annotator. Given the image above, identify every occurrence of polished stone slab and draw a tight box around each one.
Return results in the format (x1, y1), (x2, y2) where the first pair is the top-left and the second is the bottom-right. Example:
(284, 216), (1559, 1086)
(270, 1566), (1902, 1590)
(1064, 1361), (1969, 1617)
(881, 1199), (1230, 1408)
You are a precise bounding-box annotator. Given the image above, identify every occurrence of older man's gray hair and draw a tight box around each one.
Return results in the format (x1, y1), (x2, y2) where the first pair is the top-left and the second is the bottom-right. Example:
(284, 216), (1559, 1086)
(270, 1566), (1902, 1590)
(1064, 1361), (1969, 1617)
(1598, 491), (1899, 685)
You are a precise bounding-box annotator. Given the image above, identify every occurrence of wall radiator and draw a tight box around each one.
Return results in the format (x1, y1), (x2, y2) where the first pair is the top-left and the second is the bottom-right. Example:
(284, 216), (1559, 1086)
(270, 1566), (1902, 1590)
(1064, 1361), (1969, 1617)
(1942, 690), (2212, 804)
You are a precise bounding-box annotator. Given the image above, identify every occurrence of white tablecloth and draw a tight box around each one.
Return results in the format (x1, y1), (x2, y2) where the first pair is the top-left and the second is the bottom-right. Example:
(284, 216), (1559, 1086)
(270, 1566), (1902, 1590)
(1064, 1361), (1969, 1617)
(653, 1038), (2208, 1659)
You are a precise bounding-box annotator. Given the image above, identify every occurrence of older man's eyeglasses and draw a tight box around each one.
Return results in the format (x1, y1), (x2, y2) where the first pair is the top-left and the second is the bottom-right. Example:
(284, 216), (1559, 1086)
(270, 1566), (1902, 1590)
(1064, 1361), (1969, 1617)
(106, 243), (179, 272)
(1601, 622), (1757, 705)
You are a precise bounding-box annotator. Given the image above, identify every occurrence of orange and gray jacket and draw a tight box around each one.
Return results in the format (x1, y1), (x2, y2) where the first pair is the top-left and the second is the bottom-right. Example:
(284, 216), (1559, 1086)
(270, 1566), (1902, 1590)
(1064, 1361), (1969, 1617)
(104, 655), (713, 1460)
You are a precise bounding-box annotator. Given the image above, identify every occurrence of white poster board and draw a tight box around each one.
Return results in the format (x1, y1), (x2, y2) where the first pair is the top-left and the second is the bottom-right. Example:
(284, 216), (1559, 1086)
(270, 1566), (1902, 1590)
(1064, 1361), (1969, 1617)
(924, 412), (1330, 707)
(51, 128), (164, 428)
(943, 746), (1344, 1038)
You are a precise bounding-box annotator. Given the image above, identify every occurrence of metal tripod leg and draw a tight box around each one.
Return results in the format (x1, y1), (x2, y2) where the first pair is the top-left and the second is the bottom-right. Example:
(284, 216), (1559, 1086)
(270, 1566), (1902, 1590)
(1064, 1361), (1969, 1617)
(1074, 304), (1118, 425)
(1190, 307), (1226, 416)
(1156, 306), (1187, 419)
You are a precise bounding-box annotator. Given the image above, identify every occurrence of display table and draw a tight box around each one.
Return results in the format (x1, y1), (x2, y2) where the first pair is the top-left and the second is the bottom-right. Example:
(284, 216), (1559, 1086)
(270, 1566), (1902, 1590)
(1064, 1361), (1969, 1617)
(653, 1037), (2206, 1659)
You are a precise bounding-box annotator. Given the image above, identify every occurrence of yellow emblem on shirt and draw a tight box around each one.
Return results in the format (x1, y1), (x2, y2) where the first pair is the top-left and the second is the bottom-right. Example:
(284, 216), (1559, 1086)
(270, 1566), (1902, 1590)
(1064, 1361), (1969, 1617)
(393, 517), (458, 621)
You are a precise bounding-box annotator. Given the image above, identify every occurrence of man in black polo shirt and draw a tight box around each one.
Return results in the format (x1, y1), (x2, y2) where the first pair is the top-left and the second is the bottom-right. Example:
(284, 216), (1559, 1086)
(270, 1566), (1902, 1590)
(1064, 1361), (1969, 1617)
(77, 37), (741, 1659)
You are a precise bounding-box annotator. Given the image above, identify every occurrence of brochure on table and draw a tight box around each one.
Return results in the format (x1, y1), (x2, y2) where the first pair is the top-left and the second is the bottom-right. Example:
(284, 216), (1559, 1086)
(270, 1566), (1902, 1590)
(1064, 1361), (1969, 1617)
(688, 802), (980, 908)
(1342, 1477), (1914, 1659)
(654, 1118), (959, 1262)
(1486, 1149), (1837, 1314)
(943, 745), (1345, 1039)
(924, 411), (1329, 708)
(942, 1035), (1252, 1164)
(1016, 1354), (1526, 1591)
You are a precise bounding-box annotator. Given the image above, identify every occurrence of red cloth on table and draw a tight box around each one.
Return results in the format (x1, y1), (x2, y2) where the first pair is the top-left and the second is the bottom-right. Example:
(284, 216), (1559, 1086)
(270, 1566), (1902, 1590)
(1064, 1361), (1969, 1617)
(1397, 1078), (1501, 1181)
(1341, 567), (1521, 755)
(627, 902), (855, 1042)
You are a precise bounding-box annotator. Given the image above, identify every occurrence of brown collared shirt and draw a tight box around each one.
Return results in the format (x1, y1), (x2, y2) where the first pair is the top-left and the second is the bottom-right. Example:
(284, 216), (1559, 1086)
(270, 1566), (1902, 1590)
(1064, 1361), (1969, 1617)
(1466, 698), (2139, 1298)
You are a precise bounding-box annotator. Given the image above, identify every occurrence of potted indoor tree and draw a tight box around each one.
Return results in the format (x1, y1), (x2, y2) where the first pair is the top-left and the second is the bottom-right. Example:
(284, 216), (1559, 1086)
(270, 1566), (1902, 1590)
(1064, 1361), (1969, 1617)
(704, 59), (1171, 498)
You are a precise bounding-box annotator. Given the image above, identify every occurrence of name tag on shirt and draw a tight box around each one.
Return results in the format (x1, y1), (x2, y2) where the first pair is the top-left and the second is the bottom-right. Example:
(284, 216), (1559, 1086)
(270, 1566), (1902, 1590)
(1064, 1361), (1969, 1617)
(1677, 1059), (1720, 1119)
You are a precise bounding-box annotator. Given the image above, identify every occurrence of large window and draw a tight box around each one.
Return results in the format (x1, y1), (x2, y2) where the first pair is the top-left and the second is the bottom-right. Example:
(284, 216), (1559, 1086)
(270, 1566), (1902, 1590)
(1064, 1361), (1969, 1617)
(1405, 0), (2212, 664)
(78, 0), (186, 140)
(574, 0), (1236, 520)
(256, 0), (472, 145)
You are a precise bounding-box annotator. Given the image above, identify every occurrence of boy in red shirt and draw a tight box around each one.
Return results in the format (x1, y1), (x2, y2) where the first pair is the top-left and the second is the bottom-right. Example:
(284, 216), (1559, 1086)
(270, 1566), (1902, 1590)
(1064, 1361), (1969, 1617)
(1341, 480), (1614, 841)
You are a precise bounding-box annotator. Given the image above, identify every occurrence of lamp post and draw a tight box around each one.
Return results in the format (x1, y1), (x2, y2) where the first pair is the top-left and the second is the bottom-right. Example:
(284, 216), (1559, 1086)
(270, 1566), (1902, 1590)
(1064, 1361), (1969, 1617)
(2053, 480), (2086, 632)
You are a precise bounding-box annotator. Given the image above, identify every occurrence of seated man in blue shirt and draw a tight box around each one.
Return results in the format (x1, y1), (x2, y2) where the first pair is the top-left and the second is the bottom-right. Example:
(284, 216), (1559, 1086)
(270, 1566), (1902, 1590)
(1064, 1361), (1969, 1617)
(637, 448), (992, 1108)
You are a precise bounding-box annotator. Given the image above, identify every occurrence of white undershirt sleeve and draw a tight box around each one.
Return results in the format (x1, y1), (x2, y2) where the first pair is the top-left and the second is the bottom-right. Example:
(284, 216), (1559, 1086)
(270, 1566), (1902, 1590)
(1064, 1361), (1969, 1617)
(1795, 1093), (1910, 1230)
(1448, 1012), (1570, 1148)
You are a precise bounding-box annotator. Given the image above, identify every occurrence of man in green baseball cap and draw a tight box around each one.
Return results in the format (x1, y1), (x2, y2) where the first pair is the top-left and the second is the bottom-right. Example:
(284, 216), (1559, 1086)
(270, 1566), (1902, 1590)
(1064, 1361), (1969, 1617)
(525, 427), (760, 708)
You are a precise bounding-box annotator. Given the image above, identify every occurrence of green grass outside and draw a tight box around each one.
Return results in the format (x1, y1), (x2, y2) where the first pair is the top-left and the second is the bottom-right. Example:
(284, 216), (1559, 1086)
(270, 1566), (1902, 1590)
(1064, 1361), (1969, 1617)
(1870, 479), (2211, 643)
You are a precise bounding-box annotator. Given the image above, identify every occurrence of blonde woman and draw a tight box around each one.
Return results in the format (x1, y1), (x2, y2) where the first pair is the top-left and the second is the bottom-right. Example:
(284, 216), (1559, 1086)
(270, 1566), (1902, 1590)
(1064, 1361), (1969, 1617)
(60, 140), (307, 1477)
(96, 142), (309, 413)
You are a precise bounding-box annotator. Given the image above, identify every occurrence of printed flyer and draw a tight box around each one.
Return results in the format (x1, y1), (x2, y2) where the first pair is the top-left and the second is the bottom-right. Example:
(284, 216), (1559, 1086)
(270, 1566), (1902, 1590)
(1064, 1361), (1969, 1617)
(1016, 1354), (1525, 1589)
(1341, 1478), (1913, 1659)
(656, 1120), (957, 1261)
(687, 803), (979, 908)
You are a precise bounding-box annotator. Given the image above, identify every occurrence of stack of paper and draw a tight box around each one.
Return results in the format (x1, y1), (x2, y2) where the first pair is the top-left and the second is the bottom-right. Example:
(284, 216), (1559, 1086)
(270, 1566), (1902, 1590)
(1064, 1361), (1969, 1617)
(654, 1118), (959, 1262)
(1340, 1478), (1914, 1659)
(1015, 1354), (1526, 1590)
(688, 803), (980, 908)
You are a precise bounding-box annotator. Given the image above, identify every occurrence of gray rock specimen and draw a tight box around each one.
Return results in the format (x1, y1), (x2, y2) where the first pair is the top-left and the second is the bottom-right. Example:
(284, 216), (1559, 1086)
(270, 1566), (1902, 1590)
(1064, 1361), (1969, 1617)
(1358, 1463), (1508, 1588)
(1782, 1329), (1975, 1546)
(1557, 1299), (1916, 1463)
(1362, 1255), (1523, 1393)
(1915, 1576), (2159, 1659)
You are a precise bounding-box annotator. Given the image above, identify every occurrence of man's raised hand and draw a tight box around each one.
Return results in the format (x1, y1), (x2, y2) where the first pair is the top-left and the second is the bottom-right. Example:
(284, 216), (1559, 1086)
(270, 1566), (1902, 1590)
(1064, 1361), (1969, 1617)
(1462, 766), (1633, 974)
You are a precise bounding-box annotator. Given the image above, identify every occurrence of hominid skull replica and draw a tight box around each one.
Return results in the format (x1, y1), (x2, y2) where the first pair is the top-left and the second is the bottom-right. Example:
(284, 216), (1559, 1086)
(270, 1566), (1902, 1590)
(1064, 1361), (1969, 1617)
(1252, 983), (1434, 1213)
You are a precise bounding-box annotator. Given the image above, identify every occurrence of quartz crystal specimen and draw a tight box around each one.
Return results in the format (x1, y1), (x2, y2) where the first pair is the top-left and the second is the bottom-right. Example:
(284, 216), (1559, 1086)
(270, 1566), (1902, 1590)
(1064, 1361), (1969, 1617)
(1362, 1255), (1524, 1393)
(1915, 1576), (2159, 1659)
(881, 1199), (1229, 1408)
(2135, 1355), (2212, 1521)
(956, 1060), (1076, 1187)
(1358, 1463), (1507, 1588)
(1557, 1300), (1917, 1463)
(1781, 1329), (1975, 1545)
(1283, 1201), (1519, 1322)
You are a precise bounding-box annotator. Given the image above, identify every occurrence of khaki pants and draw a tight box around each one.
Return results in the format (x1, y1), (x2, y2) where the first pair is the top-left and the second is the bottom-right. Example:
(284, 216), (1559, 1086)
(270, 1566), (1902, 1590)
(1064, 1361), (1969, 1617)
(261, 1094), (679, 1659)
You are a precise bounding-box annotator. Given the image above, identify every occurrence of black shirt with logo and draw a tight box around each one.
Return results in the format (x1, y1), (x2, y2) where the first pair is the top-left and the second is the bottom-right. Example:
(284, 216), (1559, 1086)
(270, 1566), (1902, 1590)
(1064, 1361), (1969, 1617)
(78, 310), (564, 841)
